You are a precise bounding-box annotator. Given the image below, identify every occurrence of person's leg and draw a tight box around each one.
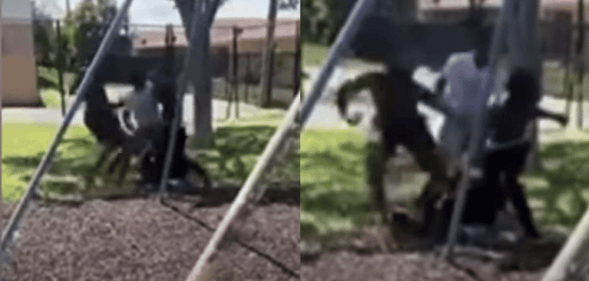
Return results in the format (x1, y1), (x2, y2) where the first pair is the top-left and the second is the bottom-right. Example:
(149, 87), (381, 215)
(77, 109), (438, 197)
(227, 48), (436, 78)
(503, 144), (540, 238)
(95, 142), (115, 170)
(404, 117), (453, 207)
(365, 140), (392, 225)
(504, 175), (540, 238)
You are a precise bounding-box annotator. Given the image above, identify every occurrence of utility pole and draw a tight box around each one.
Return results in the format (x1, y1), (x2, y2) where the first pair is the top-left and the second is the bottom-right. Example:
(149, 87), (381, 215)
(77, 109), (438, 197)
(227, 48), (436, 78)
(293, 22), (301, 96)
(259, 0), (278, 107)
(65, 0), (71, 16)
(577, 0), (585, 130)
(56, 20), (66, 116)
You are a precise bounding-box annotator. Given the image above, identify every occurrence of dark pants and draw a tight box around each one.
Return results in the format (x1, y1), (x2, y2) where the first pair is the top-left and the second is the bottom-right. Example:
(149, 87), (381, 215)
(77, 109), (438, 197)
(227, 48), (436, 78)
(139, 124), (210, 188)
(367, 115), (449, 224)
(480, 142), (539, 237)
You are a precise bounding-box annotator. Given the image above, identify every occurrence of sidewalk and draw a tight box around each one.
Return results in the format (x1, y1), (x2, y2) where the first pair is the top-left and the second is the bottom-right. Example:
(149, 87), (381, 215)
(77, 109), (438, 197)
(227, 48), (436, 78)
(2, 96), (284, 135)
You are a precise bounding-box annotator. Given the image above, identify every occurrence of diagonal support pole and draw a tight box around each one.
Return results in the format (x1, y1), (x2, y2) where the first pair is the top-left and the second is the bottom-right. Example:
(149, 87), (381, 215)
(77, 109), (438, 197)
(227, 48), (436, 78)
(184, 1), (375, 280)
(184, 92), (300, 281)
(542, 205), (589, 281)
(0, 0), (135, 254)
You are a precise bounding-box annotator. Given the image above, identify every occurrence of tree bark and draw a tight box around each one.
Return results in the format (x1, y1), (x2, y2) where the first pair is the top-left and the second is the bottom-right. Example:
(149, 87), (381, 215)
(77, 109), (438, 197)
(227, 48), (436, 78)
(259, 0), (278, 107)
(173, 0), (221, 148)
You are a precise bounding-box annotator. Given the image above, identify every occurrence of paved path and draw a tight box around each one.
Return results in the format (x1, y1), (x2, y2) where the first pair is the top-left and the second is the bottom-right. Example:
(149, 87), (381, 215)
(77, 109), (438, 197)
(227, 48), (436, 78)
(2, 95), (281, 136)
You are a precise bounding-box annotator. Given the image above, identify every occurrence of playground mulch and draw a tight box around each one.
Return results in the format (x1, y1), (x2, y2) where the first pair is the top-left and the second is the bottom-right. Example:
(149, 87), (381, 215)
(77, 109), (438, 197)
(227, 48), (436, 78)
(301, 225), (563, 281)
(1, 187), (300, 281)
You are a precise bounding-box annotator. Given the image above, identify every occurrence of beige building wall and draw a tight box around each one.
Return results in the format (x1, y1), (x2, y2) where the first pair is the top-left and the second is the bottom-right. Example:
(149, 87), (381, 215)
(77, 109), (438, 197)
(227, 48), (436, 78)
(1, 0), (40, 107)
(236, 36), (296, 53)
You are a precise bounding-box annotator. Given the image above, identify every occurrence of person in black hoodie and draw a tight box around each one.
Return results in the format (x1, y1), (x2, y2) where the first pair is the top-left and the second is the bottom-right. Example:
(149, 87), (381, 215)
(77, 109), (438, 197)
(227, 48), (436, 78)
(336, 68), (453, 226)
(478, 68), (567, 238)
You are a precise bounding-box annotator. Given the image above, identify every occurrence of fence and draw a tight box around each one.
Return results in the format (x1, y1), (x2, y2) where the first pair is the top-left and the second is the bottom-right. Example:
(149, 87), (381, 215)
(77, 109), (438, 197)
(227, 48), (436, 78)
(130, 21), (301, 109)
(31, 18), (300, 112)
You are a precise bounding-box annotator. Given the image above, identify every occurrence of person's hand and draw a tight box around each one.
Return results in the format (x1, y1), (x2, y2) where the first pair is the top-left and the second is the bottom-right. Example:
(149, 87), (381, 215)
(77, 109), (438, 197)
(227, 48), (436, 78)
(346, 112), (363, 126)
(435, 77), (447, 94)
(558, 115), (569, 127)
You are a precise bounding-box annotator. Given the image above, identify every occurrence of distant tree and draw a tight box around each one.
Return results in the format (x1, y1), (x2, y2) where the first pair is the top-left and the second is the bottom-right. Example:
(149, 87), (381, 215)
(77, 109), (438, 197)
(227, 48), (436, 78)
(32, 1), (57, 68)
(62, 0), (117, 73)
(60, 0), (120, 95)
(301, 0), (351, 44)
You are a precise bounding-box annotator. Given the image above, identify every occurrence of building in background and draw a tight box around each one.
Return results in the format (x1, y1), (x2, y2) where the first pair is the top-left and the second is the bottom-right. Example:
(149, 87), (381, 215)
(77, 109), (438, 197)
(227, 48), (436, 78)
(2, 0), (40, 106)
(418, 0), (587, 22)
(131, 18), (299, 89)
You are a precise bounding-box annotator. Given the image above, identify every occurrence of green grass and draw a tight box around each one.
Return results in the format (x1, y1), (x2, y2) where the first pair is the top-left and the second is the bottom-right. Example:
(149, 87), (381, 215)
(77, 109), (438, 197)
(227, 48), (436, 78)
(2, 123), (92, 201)
(37, 66), (77, 92)
(301, 127), (589, 243)
(39, 88), (66, 109)
(2, 112), (299, 202)
(301, 128), (370, 238)
(302, 43), (329, 67)
(521, 141), (589, 237)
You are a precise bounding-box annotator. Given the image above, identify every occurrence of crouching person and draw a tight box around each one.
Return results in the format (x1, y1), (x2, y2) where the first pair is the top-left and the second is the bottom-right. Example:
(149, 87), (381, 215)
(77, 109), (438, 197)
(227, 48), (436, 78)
(126, 75), (211, 192)
(336, 68), (452, 227)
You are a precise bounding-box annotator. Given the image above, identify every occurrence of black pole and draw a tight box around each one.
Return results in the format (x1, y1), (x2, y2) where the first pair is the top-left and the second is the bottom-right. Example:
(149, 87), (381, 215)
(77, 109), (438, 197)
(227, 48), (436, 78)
(225, 72), (231, 119)
(577, 0), (585, 129)
(260, 0), (278, 107)
(245, 52), (250, 103)
(266, 43), (276, 107)
(233, 26), (241, 119)
(565, 56), (574, 117)
(56, 19), (66, 116)
(293, 22), (301, 96)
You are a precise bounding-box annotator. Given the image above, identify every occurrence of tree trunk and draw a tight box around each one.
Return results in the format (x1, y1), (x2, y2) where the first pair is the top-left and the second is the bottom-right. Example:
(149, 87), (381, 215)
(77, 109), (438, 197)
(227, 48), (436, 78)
(259, 0), (278, 107)
(174, 0), (220, 148)
(191, 24), (214, 148)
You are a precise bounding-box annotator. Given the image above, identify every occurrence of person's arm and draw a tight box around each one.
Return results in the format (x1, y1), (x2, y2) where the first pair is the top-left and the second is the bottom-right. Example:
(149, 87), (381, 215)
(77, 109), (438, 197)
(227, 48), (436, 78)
(416, 78), (455, 117)
(419, 92), (455, 117)
(336, 72), (383, 121)
(534, 107), (568, 126)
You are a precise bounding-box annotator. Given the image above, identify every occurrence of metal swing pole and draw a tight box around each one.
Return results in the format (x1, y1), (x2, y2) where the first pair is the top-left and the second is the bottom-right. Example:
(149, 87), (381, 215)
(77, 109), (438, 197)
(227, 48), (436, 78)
(184, 91), (300, 281)
(542, 205), (589, 281)
(0, 0), (135, 254)
(184, 1), (376, 280)
(157, 2), (203, 195)
(440, 0), (511, 260)
(157, 0), (221, 195)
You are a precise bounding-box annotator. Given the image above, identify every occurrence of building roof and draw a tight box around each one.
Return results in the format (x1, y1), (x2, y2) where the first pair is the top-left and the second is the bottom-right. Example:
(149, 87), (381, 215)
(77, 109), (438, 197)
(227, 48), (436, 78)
(419, 0), (584, 11)
(419, 0), (503, 10)
(132, 17), (299, 50)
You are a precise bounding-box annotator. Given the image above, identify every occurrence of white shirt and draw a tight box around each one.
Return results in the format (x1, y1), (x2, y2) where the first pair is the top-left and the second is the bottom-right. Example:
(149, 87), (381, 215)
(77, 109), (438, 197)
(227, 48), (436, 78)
(440, 50), (491, 116)
(126, 81), (163, 130)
